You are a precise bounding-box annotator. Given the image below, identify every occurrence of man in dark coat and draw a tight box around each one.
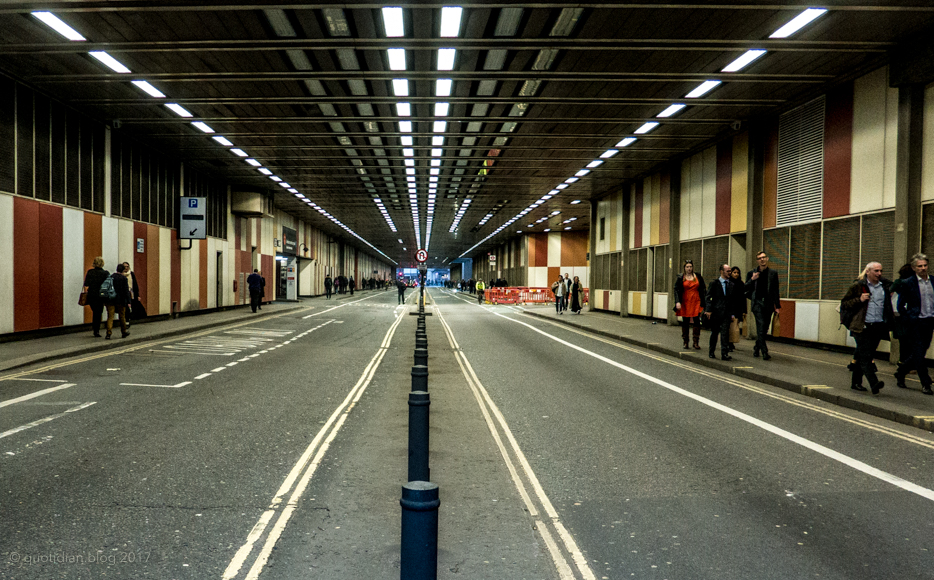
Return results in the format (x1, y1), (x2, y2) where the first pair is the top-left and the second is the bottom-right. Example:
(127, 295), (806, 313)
(745, 251), (782, 360)
(103, 263), (132, 339)
(396, 278), (407, 304)
(840, 262), (893, 395)
(247, 269), (263, 313)
(895, 253), (933, 395)
(705, 263), (741, 361)
(324, 275), (333, 299)
(83, 256), (109, 337)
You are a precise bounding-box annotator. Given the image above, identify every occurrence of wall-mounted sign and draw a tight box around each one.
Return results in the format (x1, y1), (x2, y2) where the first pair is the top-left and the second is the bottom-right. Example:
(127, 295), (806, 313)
(282, 227), (298, 256)
(136, 238), (145, 253)
(179, 197), (207, 239)
(488, 254), (496, 263)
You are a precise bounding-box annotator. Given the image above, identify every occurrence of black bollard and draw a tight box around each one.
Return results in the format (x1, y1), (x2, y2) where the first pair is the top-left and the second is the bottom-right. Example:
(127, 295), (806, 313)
(414, 347), (428, 367)
(415, 335), (427, 349)
(407, 390), (430, 482)
(400, 481), (439, 580)
(411, 364), (428, 391)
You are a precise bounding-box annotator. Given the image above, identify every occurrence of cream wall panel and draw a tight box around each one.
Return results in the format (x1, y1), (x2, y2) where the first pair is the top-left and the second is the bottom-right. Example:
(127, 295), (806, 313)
(650, 175), (661, 246)
(922, 83), (934, 202)
(101, 217), (119, 274)
(654, 293), (669, 320)
(0, 196), (14, 333)
(817, 301), (849, 347)
(609, 290), (621, 312)
(608, 193), (618, 252)
(62, 208), (86, 327)
(614, 192), (624, 250)
(547, 232), (562, 267)
(529, 267), (548, 288)
(731, 133), (749, 233)
(627, 190), (635, 249)
(593, 289), (604, 310)
(642, 178), (652, 247)
(851, 67), (890, 214)
(794, 302), (820, 342)
(882, 80), (899, 209)
(690, 153), (704, 240)
(701, 146), (717, 238)
(118, 219), (134, 266)
(159, 228), (171, 314)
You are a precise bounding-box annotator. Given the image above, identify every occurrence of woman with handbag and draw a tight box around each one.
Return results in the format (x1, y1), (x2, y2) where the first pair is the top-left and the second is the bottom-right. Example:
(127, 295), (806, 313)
(82, 256), (109, 338)
(728, 266), (747, 351)
(673, 260), (705, 349)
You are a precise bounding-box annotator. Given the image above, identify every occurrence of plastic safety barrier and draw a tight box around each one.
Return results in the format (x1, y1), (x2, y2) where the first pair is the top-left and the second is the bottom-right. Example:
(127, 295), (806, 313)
(481, 287), (589, 305)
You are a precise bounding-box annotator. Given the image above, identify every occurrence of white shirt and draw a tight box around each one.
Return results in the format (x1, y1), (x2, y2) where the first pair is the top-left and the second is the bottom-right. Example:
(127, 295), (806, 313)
(865, 280), (884, 323)
(919, 275), (934, 319)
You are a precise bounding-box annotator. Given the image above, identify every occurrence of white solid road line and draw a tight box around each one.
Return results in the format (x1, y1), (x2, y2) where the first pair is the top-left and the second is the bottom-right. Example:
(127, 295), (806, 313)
(0, 383), (76, 408)
(492, 310), (934, 503)
(0, 401), (97, 440)
(223, 309), (406, 580)
(302, 293), (380, 319)
(434, 303), (594, 580)
(119, 381), (192, 388)
(14, 378), (69, 382)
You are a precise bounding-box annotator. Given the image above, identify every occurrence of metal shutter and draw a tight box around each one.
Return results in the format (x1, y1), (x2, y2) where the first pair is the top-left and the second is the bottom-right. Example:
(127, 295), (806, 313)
(610, 251), (622, 289)
(19, 89), (36, 198)
(653, 245), (669, 293)
(923, 203), (934, 259)
(702, 236), (729, 282)
(51, 102), (66, 205)
(679, 240), (702, 274)
(65, 113), (80, 208)
(788, 222), (821, 299)
(860, 211), (895, 277)
(0, 76), (15, 194)
(820, 217), (859, 300)
(777, 96), (824, 226)
(763, 227), (790, 298)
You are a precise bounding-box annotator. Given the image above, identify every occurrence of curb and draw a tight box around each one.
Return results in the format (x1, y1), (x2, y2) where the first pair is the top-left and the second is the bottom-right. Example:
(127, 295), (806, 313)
(0, 305), (310, 374)
(523, 310), (934, 434)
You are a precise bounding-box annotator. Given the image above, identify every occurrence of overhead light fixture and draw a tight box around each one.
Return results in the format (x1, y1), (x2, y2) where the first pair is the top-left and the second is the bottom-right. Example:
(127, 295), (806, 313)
(722, 49), (767, 72)
(586, 160), (604, 168)
(565, 177), (579, 183)
(434, 102), (450, 116)
(191, 121), (214, 133)
(404, 158), (415, 167)
(212, 136), (233, 146)
(88, 51), (131, 73)
(388, 48), (407, 71)
(431, 148), (443, 156)
(382, 7), (405, 37)
(403, 148), (414, 156)
(657, 104), (686, 118)
(31, 12), (86, 41)
(570, 200), (582, 204)
(230, 149), (248, 157)
(436, 79), (453, 97)
(685, 80), (722, 98)
(392, 78), (409, 96)
(399, 121), (413, 132)
(437, 48), (456, 71)
(440, 6), (463, 37)
(430, 159), (441, 166)
(770, 8), (828, 38)
(132, 80), (165, 98)
(433, 121), (447, 132)
(616, 137), (637, 148)
(634, 122), (659, 134)
(270, 176), (282, 182)
(432, 136), (444, 146)
(600, 149), (619, 158)
(556, 184), (569, 190)
(245, 158), (261, 167)
(258, 168), (273, 175)
(396, 102), (411, 116)
(549, 190), (560, 195)
(575, 169), (590, 177)
(164, 103), (193, 118)
(279, 182), (291, 188)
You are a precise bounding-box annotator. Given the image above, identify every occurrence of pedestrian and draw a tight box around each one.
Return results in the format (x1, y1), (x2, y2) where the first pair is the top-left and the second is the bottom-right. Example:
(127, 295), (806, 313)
(324, 274), (333, 299)
(840, 262), (892, 395)
(396, 277), (407, 304)
(728, 266), (747, 351)
(349, 276), (355, 296)
(562, 273), (572, 311)
(888, 262), (915, 367)
(103, 263), (131, 339)
(569, 275), (583, 314)
(674, 259), (705, 350)
(122, 261), (146, 325)
(745, 251), (782, 360)
(476, 279), (486, 304)
(82, 256), (109, 338)
(551, 276), (566, 314)
(705, 263), (740, 360)
(247, 269), (263, 313)
(894, 253), (933, 395)
(259, 273), (265, 309)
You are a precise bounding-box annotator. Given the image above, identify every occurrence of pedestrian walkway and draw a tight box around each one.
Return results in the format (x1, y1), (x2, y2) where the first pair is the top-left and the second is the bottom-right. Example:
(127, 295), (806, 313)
(517, 303), (934, 434)
(0, 292), (379, 374)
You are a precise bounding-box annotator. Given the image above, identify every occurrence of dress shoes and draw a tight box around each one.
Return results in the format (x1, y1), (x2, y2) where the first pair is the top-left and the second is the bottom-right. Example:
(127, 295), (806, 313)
(922, 385), (933, 396)
(851, 384), (868, 392)
(709, 353), (716, 359)
(753, 351), (760, 358)
(870, 381), (884, 395)
(894, 373), (908, 389)
(721, 355), (733, 361)
(762, 353), (772, 361)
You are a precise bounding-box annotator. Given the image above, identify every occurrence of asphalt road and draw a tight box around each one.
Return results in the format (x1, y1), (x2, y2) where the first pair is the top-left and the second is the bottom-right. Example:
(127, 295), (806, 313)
(2, 288), (932, 579)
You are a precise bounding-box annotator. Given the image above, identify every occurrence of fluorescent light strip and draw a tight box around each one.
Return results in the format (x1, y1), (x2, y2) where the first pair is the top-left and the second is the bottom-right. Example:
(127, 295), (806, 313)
(31, 12), (86, 41)
(634, 122), (659, 134)
(258, 168), (273, 175)
(396, 102), (411, 116)
(770, 8), (827, 39)
(437, 48), (456, 71)
(382, 7), (405, 37)
(388, 48), (407, 71)
(722, 49), (767, 72)
(88, 51), (131, 73)
(191, 121), (214, 133)
(392, 78), (409, 96)
(231, 149), (248, 157)
(165, 103), (193, 118)
(246, 158), (261, 167)
(657, 104), (686, 118)
(212, 136), (233, 147)
(685, 80), (721, 98)
(616, 137), (637, 148)
(132, 80), (165, 98)
(436, 79), (453, 97)
(440, 7), (463, 37)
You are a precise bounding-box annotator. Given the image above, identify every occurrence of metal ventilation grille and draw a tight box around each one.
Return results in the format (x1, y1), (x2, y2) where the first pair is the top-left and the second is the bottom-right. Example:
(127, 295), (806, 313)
(821, 217), (859, 299)
(702, 236), (729, 282)
(860, 211), (895, 274)
(788, 222), (821, 299)
(923, 203), (934, 259)
(653, 245), (669, 293)
(763, 227), (790, 298)
(777, 96), (825, 226)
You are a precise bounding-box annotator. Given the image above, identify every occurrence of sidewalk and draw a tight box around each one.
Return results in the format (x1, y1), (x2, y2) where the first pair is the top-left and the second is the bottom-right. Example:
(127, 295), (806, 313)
(0, 291), (377, 374)
(518, 303), (934, 434)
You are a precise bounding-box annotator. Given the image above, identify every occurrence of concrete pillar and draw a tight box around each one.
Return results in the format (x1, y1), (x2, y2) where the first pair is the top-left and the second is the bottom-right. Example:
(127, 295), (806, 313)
(620, 184), (631, 316)
(893, 84), (924, 266)
(667, 163), (682, 326)
(587, 199), (598, 312)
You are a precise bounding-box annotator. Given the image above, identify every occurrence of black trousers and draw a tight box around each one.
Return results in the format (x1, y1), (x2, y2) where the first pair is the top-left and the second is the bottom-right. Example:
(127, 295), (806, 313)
(250, 289), (261, 313)
(852, 322), (887, 387)
(708, 314), (731, 356)
(325, 287), (332, 299)
(89, 300), (104, 334)
(898, 318), (934, 386)
(751, 302), (773, 354)
(398, 289), (405, 304)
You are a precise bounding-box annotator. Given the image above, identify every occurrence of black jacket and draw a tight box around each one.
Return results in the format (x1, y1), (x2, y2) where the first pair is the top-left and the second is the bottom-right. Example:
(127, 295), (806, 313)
(745, 267), (781, 311)
(674, 274), (706, 309)
(896, 275), (933, 321)
(840, 277), (893, 334)
(106, 272), (132, 306)
(83, 267), (110, 304)
(705, 278), (742, 320)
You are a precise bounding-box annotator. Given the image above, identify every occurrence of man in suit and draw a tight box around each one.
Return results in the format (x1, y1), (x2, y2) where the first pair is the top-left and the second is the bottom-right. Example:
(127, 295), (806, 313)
(745, 251), (782, 360)
(705, 263), (740, 360)
(895, 253), (933, 395)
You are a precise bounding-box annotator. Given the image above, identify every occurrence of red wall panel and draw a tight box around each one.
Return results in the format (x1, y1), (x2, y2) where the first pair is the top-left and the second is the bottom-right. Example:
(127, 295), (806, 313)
(83, 212), (102, 323)
(38, 203), (63, 329)
(13, 198), (41, 332)
(823, 83), (853, 219)
(715, 141), (733, 235)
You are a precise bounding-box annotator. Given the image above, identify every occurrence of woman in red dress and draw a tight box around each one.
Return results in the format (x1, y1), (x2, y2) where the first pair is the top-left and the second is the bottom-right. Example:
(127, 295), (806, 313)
(674, 260), (705, 349)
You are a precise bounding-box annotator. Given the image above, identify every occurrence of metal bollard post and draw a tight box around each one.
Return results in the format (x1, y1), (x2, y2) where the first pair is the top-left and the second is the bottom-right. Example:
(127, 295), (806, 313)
(414, 347), (428, 367)
(400, 481), (439, 580)
(415, 334), (427, 349)
(411, 364), (428, 391)
(407, 390), (430, 482)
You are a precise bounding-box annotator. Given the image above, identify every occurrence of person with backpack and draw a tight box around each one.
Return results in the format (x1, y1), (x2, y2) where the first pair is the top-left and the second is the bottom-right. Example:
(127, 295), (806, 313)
(550, 276), (566, 314)
(102, 263), (132, 339)
(840, 262), (893, 395)
(82, 256), (109, 338)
